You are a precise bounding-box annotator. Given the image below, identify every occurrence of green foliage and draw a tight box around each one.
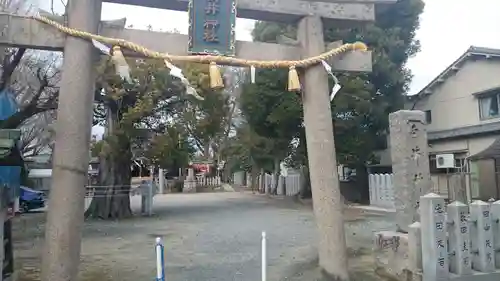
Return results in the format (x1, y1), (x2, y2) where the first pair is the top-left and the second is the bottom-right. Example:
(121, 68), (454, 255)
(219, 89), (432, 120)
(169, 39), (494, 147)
(90, 140), (104, 158)
(237, 68), (303, 170)
(225, 124), (273, 173)
(240, 69), (302, 141)
(94, 59), (230, 172)
(252, 22), (296, 43)
(182, 63), (231, 156)
(252, 0), (424, 167)
(145, 126), (194, 171)
(94, 58), (186, 159)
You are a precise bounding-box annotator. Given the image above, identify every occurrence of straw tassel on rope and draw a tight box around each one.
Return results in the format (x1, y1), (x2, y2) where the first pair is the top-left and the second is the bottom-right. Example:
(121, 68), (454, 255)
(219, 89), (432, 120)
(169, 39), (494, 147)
(287, 66), (301, 92)
(209, 62), (224, 89)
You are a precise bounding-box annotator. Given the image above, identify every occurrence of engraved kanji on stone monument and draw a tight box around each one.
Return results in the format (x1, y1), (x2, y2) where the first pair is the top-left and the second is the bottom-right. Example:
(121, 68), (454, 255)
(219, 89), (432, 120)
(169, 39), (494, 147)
(447, 201), (472, 275)
(389, 110), (431, 233)
(491, 201), (500, 268)
(420, 193), (449, 280)
(470, 201), (495, 272)
(411, 146), (422, 166)
(188, 0), (236, 56)
(408, 120), (423, 138)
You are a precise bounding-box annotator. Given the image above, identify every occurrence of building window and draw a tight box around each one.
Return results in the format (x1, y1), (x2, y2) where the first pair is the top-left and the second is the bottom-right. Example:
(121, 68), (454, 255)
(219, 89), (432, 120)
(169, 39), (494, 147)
(479, 93), (500, 119)
(424, 110), (432, 124)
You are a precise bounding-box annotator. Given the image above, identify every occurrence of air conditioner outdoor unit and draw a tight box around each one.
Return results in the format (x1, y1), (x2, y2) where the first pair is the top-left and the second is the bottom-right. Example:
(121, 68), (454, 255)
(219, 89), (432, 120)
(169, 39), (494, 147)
(436, 154), (455, 168)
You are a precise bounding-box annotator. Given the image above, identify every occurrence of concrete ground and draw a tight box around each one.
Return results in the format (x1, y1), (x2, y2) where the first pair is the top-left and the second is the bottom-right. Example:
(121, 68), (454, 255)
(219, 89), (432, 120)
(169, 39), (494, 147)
(13, 191), (395, 281)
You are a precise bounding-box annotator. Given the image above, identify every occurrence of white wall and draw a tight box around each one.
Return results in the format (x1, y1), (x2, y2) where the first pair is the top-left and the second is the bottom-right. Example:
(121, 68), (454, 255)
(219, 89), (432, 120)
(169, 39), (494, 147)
(412, 58), (500, 132)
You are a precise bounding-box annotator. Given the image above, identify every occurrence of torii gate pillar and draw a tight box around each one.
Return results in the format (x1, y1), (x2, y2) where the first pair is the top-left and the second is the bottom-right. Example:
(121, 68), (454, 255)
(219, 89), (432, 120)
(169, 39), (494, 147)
(41, 1), (102, 281)
(298, 15), (348, 280)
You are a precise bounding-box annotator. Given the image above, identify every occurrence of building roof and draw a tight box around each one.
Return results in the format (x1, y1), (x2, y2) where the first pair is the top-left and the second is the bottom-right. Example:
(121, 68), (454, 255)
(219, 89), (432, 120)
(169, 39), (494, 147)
(409, 46), (500, 101)
(469, 137), (500, 160)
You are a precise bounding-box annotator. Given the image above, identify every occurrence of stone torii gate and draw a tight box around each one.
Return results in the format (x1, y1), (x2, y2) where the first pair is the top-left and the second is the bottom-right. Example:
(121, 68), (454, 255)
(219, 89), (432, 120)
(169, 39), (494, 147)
(0, 0), (393, 280)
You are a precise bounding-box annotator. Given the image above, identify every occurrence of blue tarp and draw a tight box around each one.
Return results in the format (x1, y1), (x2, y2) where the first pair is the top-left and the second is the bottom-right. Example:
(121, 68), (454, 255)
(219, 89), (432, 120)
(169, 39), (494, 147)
(0, 90), (18, 121)
(0, 89), (21, 201)
(0, 166), (21, 199)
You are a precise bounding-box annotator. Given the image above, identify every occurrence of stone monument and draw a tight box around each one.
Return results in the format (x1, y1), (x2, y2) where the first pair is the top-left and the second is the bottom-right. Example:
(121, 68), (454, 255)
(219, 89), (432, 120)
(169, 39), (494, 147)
(373, 110), (432, 280)
(183, 168), (196, 193)
(389, 110), (432, 233)
(374, 111), (500, 281)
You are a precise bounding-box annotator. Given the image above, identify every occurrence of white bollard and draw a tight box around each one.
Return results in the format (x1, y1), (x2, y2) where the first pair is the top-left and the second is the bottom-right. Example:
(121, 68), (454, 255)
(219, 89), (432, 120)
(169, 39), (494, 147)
(261, 231), (266, 281)
(155, 237), (165, 281)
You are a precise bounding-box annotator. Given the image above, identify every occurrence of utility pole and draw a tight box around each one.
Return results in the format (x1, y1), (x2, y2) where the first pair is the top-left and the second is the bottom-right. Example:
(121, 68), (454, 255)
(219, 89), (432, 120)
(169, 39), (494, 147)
(41, 1), (102, 281)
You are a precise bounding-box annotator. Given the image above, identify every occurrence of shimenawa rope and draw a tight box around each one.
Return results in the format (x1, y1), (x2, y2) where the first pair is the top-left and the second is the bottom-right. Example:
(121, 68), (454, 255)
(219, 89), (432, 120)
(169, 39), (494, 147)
(33, 14), (368, 91)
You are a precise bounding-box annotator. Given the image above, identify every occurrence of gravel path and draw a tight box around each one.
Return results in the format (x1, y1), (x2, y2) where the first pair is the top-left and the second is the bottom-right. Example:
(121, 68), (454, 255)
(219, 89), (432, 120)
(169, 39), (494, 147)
(13, 192), (394, 281)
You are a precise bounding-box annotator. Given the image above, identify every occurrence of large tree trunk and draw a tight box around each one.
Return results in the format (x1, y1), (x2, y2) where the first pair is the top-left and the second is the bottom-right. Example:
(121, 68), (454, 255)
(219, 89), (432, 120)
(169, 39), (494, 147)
(217, 99), (237, 183)
(250, 165), (258, 193)
(259, 168), (265, 193)
(85, 144), (133, 219)
(355, 163), (369, 204)
(222, 162), (231, 183)
(85, 106), (133, 219)
(271, 158), (280, 195)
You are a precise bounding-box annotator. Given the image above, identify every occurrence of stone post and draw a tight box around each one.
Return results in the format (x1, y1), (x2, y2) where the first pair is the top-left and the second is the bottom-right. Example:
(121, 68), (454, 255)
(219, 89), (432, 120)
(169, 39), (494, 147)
(491, 201), (500, 268)
(447, 201), (472, 275)
(147, 180), (154, 216)
(297, 15), (348, 280)
(158, 168), (165, 194)
(41, 1), (102, 281)
(408, 222), (422, 273)
(470, 200), (495, 272)
(140, 179), (154, 215)
(389, 110), (431, 233)
(420, 193), (448, 280)
(183, 168), (196, 193)
(140, 181), (147, 213)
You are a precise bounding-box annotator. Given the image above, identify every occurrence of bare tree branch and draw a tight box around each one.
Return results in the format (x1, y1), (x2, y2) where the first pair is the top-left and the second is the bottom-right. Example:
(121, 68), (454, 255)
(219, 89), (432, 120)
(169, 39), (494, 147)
(20, 111), (55, 157)
(0, 48), (25, 91)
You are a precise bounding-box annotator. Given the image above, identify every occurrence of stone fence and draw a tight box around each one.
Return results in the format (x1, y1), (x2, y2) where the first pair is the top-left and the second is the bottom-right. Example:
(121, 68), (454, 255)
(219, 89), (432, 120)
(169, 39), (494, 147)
(233, 171), (301, 196)
(195, 175), (221, 187)
(375, 193), (500, 281)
